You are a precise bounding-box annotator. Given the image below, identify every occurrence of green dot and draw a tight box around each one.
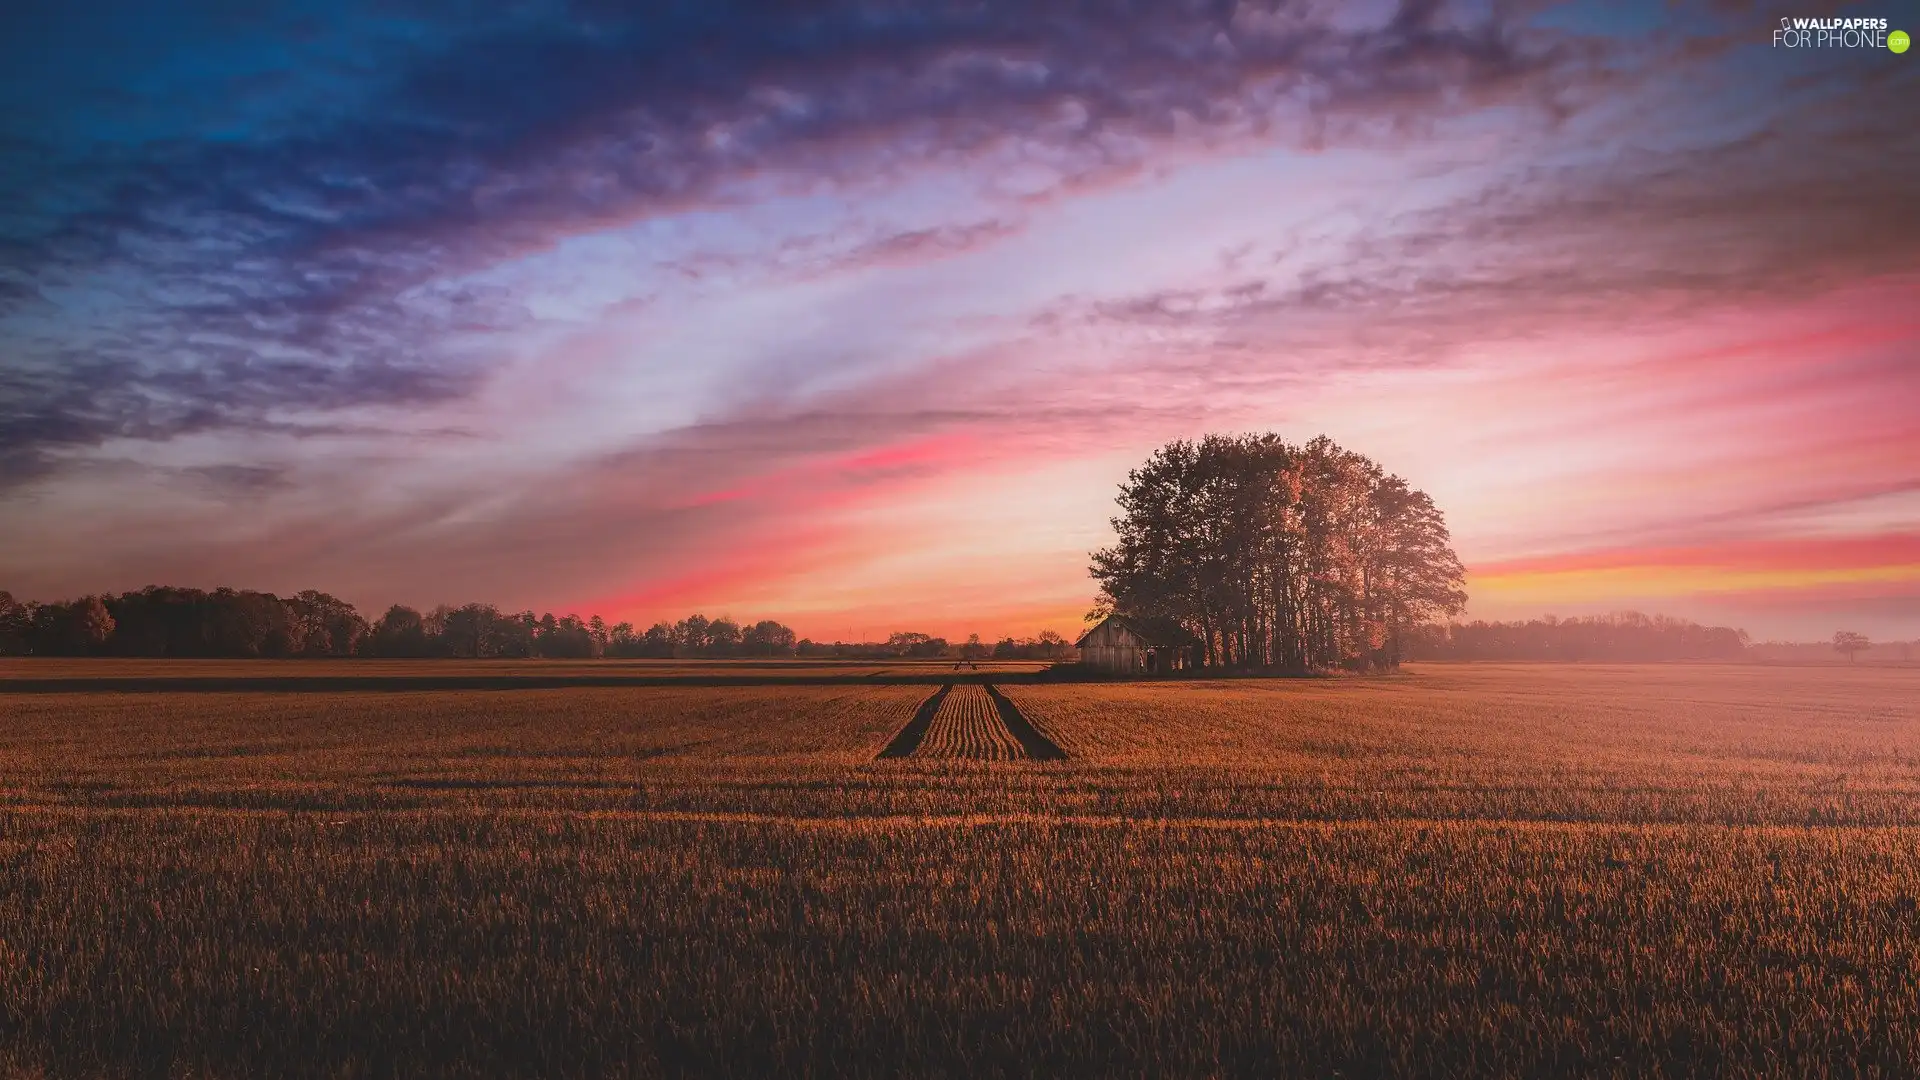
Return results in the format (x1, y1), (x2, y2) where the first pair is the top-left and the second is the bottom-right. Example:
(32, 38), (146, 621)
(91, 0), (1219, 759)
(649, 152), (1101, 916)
(1893, 29), (1912, 53)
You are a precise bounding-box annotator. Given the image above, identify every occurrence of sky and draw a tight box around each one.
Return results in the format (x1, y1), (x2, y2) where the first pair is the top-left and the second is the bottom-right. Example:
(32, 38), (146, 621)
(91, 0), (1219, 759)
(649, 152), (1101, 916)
(1, 0), (1916, 643)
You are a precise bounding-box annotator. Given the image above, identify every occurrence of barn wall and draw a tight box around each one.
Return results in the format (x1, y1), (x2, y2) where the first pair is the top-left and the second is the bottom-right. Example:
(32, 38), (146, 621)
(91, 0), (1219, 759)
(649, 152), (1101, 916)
(1082, 618), (1193, 674)
(1082, 644), (1143, 673)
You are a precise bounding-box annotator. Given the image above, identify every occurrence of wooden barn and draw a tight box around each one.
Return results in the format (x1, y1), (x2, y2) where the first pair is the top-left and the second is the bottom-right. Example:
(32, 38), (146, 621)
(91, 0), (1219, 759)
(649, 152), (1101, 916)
(1075, 615), (1196, 675)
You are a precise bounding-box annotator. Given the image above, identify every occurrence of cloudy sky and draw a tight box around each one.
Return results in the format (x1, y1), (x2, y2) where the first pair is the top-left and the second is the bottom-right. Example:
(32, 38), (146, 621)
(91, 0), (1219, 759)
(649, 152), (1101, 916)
(2, 0), (1915, 641)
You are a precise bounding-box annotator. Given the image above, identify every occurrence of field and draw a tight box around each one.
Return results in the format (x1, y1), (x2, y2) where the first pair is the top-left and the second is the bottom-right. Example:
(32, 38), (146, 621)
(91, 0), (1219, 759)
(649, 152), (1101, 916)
(2, 663), (1917, 1076)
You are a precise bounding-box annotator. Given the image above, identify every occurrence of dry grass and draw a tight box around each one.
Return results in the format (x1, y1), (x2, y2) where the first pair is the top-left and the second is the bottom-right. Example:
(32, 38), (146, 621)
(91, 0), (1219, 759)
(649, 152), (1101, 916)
(1, 663), (1917, 1077)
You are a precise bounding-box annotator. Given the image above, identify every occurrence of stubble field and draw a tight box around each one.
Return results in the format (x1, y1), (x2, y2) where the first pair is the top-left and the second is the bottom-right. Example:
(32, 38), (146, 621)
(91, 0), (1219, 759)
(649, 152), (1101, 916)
(1, 662), (1917, 1077)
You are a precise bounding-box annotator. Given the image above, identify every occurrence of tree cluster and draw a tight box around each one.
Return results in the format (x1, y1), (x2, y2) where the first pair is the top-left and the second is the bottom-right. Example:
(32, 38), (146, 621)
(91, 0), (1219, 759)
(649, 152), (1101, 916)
(0, 586), (1083, 663)
(1, 587), (368, 658)
(880, 632), (954, 658)
(788, 631), (1069, 660)
(1090, 435), (1468, 671)
(1402, 612), (1749, 661)
(991, 630), (1071, 660)
(0, 587), (800, 660)
(611, 614), (801, 659)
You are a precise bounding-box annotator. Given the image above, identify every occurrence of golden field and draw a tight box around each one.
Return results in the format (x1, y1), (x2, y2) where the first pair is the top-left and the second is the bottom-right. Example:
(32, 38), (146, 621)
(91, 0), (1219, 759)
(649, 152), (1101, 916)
(1, 663), (1916, 1076)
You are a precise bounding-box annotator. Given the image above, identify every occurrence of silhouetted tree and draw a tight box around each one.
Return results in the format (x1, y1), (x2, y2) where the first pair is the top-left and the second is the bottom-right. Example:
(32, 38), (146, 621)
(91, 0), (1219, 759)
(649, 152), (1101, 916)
(27, 595), (116, 655)
(533, 614), (599, 658)
(990, 631), (1076, 660)
(641, 622), (678, 657)
(1092, 434), (1467, 671)
(495, 612), (537, 658)
(675, 614), (712, 653)
(706, 618), (742, 656)
(741, 619), (798, 656)
(367, 605), (433, 657)
(285, 590), (369, 656)
(1833, 630), (1871, 663)
(603, 622), (642, 657)
(1406, 613), (1749, 661)
(886, 631), (952, 658)
(883, 632), (950, 658)
(0, 590), (30, 655)
(440, 603), (521, 658)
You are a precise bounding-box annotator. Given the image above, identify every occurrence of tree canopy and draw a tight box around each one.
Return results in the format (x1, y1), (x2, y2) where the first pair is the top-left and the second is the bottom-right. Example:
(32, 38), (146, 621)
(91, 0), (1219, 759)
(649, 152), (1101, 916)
(1090, 434), (1467, 671)
(1832, 630), (1871, 663)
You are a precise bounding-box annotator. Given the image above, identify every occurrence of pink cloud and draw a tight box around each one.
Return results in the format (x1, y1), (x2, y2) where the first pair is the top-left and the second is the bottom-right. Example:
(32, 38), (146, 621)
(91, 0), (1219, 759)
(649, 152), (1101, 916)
(681, 432), (980, 509)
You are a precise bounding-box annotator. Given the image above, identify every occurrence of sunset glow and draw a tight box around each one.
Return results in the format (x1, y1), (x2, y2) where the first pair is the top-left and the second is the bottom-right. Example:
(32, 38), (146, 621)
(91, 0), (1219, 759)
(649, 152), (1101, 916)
(2, 1), (1914, 641)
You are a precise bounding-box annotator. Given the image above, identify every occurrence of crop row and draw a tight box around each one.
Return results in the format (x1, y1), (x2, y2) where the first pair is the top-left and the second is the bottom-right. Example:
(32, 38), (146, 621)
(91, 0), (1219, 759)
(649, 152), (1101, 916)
(913, 685), (1024, 760)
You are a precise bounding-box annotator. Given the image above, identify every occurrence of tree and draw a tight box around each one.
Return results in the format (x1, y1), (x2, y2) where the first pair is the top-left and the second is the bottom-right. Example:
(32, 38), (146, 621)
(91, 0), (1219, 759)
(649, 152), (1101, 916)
(285, 590), (368, 656)
(887, 632), (933, 656)
(496, 612), (538, 658)
(676, 614), (712, 653)
(884, 632), (949, 658)
(101, 586), (210, 656)
(537, 614), (598, 658)
(741, 619), (797, 656)
(1833, 630), (1871, 663)
(706, 618), (742, 655)
(72, 596), (117, 652)
(27, 596), (116, 655)
(642, 622), (678, 658)
(605, 622), (641, 657)
(367, 605), (432, 657)
(961, 633), (987, 661)
(0, 590), (30, 655)
(441, 603), (513, 658)
(988, 631), (1077, 661)
(1091, 434), (1466, 671)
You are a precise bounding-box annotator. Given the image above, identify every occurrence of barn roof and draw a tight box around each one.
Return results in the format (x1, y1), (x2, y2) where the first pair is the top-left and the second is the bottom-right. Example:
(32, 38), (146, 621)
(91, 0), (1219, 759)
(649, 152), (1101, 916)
(1075, 614), (1199, 649)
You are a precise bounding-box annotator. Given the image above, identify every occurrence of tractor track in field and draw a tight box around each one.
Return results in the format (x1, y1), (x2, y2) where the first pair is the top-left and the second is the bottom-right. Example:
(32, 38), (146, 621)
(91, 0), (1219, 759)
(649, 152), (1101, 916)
(877, 683), (1066, 762)
(877, 684), (950, 758)
(985, 683), (1067, 760)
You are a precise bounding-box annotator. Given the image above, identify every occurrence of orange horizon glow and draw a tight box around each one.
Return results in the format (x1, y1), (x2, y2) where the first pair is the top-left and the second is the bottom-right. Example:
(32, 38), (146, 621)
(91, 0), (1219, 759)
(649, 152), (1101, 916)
(2, 7), (1914, 645)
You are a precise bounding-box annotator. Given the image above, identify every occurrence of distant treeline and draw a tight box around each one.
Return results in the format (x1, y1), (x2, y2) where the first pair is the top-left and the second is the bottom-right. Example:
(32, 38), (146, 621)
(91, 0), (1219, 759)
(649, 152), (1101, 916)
(0, 586), (1070, 661)
(1745, 639), (1916, 664)
(793, 631), (1071, 661)
(1403, 613), (1750, 662)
